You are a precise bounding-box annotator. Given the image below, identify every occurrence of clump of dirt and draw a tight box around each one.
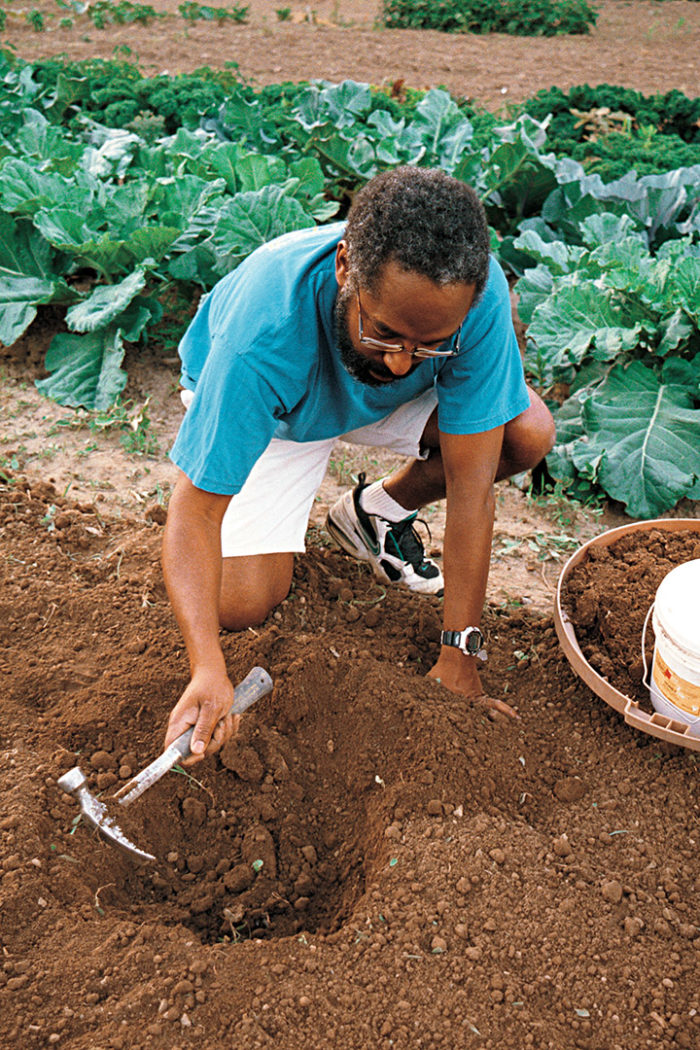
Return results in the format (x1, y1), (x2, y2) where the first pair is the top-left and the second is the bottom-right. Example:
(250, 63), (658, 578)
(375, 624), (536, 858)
(562, 528), (700, 705)
(2, 470), (700, 1050)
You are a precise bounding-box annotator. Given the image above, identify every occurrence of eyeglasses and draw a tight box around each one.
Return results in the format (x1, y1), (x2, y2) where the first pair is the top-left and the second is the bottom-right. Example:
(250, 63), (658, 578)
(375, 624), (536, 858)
(357, 293), (461, 359)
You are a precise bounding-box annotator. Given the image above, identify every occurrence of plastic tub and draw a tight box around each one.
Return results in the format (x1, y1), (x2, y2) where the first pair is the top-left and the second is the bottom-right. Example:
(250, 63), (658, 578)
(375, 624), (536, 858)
(648, 559), (700, 735)
(554, 518), (700, 752)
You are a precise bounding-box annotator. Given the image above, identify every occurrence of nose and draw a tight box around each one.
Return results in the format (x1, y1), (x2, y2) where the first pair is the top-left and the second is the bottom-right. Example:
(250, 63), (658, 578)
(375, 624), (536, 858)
(382, 349), (414, 376)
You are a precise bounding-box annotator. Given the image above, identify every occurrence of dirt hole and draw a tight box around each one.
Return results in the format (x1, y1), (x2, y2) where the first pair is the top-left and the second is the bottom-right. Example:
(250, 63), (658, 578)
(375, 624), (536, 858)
(60, 655), (449, 946)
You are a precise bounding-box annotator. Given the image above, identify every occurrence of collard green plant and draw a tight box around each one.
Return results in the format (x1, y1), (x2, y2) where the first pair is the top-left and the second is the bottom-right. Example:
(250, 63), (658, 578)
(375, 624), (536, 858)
(178, 1), (248, 22)
(381, 0), (597, 35)
(88, 1), (162, 28)
(0, 53), (698, 515)
(518, 224), (700, 516)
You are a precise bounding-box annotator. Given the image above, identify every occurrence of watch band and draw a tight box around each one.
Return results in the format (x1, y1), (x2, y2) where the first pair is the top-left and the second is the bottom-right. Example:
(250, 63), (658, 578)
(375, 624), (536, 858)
(440, 627), (486, 660)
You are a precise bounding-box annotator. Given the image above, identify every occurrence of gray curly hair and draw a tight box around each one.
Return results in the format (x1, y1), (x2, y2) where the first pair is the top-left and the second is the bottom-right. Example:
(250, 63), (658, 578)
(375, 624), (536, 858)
(343, 166), (490, 298)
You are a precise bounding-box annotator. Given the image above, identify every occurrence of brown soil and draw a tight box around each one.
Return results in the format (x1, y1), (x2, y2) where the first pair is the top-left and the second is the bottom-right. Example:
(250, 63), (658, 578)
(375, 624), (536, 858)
(1, 1), (699, 109)
(2, 6), (700, 1050)
(562, 529), (700, 707)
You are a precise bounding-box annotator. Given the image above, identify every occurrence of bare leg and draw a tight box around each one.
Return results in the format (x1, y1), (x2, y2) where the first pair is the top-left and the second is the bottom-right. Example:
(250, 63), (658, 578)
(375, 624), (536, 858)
(384, 386), (555, 510)
(219, 552), (294, 631)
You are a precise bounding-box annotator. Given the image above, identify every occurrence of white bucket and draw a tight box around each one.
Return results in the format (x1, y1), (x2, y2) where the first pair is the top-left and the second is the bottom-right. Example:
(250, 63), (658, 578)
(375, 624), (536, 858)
(648, 559), (700, 736)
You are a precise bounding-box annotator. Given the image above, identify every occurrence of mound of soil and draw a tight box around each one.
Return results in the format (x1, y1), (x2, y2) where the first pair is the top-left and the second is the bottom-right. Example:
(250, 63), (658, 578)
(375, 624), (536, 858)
(562, 528), (700, 707)
(1, 472), (699, 1050)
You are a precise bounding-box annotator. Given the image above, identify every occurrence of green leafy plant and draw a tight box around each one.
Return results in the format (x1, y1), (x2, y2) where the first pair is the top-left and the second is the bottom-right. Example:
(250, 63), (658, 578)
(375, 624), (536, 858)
(0, 53), (698, 517)
(178, 1), (249, 22)
(275, 6), (291, 19)
(519, 84), (700, 181)
(381, 0), (597, 36)
(516, 224), (700, 516)
(51, 397), (160, 455)
(88, 1), (161, 28)
(0, 9), (6, 31)
(25, 7), (45, 29)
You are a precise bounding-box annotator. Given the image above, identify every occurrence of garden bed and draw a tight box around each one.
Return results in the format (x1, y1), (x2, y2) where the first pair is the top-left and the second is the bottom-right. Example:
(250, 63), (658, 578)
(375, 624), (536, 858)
(1, 3), (699, 1048)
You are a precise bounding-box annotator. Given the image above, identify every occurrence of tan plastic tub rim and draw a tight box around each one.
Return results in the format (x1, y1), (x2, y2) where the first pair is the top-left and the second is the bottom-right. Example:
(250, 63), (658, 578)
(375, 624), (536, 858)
(554, 518), (700, 752)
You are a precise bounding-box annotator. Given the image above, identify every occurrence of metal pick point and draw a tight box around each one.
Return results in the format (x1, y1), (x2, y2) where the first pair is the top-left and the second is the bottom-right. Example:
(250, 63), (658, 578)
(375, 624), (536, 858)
(57, 766), (155, 863)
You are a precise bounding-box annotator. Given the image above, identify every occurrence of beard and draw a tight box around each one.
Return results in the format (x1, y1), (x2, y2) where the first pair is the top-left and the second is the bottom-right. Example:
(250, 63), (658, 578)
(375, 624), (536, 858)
(334, 285), (398, 387)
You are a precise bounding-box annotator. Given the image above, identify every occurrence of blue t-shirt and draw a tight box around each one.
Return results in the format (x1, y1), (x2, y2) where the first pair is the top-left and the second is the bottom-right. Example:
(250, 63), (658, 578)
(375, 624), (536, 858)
(171, 222), (529, 495)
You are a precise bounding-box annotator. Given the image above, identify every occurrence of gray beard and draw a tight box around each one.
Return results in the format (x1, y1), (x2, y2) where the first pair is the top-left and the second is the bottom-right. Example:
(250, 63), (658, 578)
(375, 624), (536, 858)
(334, 287), (397, 387)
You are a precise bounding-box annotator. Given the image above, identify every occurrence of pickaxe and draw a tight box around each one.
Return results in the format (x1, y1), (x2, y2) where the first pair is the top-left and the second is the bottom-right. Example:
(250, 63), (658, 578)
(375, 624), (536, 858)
(57, 666), (273, 862)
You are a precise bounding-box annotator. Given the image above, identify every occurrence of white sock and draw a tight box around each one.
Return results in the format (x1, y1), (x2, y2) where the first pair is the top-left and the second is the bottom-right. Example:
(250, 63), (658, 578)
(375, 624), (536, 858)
(360, 479), (413, 522)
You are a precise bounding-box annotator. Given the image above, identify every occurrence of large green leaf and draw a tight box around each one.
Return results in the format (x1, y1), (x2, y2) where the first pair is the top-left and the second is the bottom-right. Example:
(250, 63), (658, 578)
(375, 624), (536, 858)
(101, 181), (150, 235)
(0, 214), (73, 345)
(309, 127), (377, 181)
(211, 185), (315, 264)
(150, 174), (226, 228)
(287, 157), (340, 221)
(513, 229), (586, 275)
(0, 301), (42, 346)
(14, 109), (84, 174)
(167, 242), (221, 287)
(36, 328), (128, 410)
(294, 80), (373, 130)
(0, 212), (53, 277)
(65, 267), (149, 332)
(411, 89), (473, 171)
(583, 359), (700, 517)
(35, 207), (179, 275)
(673, 256), (700, 325)
(526, 279), (645, 380)
(0, 159), (84, 217)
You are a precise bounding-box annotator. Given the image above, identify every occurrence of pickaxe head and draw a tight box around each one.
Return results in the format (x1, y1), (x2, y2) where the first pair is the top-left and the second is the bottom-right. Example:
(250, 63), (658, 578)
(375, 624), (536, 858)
(57, 766), (155, 863)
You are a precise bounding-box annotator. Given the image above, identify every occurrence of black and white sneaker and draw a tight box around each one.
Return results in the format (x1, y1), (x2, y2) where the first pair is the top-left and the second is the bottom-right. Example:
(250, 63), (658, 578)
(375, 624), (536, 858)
(325, 474), (444, 595)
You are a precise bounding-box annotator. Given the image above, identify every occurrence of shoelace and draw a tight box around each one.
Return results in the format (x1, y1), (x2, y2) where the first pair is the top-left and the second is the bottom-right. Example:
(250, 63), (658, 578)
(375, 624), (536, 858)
(386, 515), (432, 570)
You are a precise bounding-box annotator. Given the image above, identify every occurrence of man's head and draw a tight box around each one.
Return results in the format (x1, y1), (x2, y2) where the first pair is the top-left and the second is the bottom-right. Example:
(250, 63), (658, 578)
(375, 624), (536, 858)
(334, 167), (490, 386)
(342, 166), (490, 298)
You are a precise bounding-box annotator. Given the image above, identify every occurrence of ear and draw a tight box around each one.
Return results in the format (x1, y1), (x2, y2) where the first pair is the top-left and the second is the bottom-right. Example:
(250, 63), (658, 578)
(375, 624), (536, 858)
(335, 240), (350, 288)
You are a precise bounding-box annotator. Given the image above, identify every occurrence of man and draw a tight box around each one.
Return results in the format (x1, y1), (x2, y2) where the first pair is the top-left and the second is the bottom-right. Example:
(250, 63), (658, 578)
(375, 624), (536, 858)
(162, 166), (555, 762)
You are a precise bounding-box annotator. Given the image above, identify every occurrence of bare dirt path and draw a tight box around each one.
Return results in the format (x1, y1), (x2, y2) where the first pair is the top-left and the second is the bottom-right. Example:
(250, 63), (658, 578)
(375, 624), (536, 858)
(3, 0), (700, 109)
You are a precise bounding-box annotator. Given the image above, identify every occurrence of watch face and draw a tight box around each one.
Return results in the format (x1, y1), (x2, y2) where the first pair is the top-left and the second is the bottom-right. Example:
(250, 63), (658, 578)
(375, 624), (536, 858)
(465, 629), (483, 655)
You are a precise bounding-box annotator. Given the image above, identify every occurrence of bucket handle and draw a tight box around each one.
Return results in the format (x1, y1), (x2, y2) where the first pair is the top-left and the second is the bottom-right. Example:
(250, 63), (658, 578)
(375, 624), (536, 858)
(641, 601), (654, 689)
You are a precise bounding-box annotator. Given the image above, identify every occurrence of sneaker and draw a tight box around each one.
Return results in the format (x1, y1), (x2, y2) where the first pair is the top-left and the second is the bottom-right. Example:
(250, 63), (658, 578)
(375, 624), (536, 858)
(325, 473), (444, 595)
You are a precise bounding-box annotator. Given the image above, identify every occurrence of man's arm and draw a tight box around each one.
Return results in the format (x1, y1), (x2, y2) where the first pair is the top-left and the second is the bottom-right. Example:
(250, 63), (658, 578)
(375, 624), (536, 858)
(161, 471), (238, 762)
(428, 426), (518, 721)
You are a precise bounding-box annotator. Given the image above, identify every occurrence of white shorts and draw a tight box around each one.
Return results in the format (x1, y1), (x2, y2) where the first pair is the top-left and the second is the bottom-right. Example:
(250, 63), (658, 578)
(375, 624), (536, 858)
(180, 387), (438, 557)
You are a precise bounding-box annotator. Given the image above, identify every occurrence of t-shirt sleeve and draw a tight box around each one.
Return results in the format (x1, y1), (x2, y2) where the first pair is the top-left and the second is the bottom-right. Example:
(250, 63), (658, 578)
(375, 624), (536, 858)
(169, 278), (298, 494)
(436, 258), (530, 435)
(170, 357), (283, 495)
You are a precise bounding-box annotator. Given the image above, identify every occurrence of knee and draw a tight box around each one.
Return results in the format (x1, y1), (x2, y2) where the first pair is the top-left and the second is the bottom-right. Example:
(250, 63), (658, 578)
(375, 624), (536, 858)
(218, 561), (292, 633)
(505, 392), (556, 473)
(530, 399), (556, 463)
(219, 598), (278, 633)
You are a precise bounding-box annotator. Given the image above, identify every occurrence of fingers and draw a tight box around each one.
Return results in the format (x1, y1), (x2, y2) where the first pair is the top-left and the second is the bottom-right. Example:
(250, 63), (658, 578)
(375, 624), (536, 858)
(209, 713), (240, 753)
(164, 675), (237, 764)
(474, 693), (520, 723)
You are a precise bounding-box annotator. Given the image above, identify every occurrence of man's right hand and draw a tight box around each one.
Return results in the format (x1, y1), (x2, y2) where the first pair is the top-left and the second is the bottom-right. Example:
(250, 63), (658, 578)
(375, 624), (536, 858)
(163, 667), (238, 765)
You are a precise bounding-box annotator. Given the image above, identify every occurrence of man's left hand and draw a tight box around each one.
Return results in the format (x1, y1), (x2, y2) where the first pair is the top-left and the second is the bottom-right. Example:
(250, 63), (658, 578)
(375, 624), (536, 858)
(428, 648), (519, 723)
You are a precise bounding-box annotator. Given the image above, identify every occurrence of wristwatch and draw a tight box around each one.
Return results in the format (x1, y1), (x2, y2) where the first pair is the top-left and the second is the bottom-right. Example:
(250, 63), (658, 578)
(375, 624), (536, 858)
(440, 627), (486, 661)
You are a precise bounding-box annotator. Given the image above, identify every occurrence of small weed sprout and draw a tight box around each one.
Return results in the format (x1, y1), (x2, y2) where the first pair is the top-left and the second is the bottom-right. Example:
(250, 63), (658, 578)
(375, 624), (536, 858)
(178, 0), (249, 22)
(50, 399), (160, 458)
(26, 7), (45, 29)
